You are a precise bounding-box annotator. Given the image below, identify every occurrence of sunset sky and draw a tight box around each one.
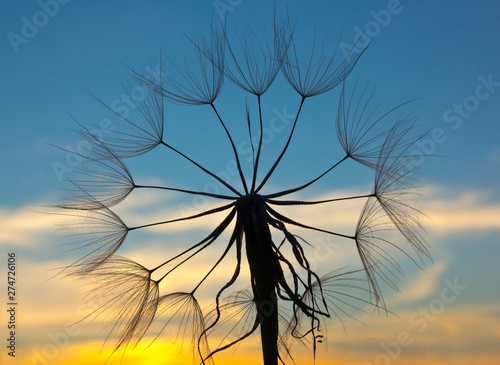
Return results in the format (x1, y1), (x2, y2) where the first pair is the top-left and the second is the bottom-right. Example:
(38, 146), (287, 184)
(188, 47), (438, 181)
(1, 1), (500, 364)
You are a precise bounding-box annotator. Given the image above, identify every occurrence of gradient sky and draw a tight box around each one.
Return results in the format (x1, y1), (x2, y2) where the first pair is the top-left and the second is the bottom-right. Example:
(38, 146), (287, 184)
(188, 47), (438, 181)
(1, 1), (500, 364)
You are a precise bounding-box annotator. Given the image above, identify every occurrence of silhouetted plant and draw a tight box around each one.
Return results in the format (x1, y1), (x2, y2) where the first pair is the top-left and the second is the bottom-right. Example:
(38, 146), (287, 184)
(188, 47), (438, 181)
(57, 14), (430, 365)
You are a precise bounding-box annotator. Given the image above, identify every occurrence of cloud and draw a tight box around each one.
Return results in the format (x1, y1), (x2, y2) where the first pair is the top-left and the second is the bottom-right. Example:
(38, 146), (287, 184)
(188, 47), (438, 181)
(112, 186), (368, 236)
(422, 186), (500, 235)
(388, 260), (448, 306)
(115, 185), (500, 239)
(3, 185), (499, 251)
(22, 338), (259, 365)
(3, 198), (499, 365)
(20, 303), (500, 365)
(0, 206), (57, 247)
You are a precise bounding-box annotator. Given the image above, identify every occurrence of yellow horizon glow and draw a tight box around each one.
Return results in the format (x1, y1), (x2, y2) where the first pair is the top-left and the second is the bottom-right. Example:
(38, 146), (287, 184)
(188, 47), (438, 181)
(15, 335), (500, 365)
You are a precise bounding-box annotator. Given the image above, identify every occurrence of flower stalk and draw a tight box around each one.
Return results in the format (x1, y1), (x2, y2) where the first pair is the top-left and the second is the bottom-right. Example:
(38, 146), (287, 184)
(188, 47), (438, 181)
(55, 12), (431, 365)
(238, 194), (279, 365)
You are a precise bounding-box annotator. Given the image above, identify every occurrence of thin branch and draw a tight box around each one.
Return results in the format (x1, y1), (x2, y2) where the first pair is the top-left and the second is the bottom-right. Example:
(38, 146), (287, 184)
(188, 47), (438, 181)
(256, 96), (306, 192)
(160, 141), (242, 196)
(191, 215), (241, 293)
(155, 207), (237, 281)
(134, 184), (236, 200)
(263, 155), (349, 198)
(210, 103), (249, 193)
(250, 94), (264, 192)
(266, 193), (374, 206)
(266, 204), (355, 240)
(129, 202), (235, 231)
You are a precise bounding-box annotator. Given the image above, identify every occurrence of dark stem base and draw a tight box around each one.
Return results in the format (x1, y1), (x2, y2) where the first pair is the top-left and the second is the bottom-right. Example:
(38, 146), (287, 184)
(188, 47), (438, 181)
(237, 194), (279, 365)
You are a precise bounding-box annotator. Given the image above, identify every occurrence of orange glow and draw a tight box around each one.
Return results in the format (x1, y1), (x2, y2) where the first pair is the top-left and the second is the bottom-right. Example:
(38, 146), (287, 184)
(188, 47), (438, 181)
(20, 339), (261, 365)
(2, 192), (499, 365)
(17, 343), (500, 365)
(6, 302), (499, 365)
(15, 326), (500, 365)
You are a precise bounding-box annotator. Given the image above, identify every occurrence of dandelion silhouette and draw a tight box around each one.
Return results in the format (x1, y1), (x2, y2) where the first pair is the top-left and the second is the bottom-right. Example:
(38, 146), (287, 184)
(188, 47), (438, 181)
(57, 14), (430, 365)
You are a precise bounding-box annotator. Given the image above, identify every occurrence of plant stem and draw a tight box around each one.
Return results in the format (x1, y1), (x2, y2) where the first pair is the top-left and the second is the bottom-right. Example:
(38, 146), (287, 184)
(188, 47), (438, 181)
(263, 154), (349, 199)
(238, 195), (278, 365)
(256, 96), (306, 193)
(160, 141), (242, 196)
(211, 102), (249, 194)
(265, 193), (374, 205)
(250, 94), (264, 192)
(134, 184), (236, 199)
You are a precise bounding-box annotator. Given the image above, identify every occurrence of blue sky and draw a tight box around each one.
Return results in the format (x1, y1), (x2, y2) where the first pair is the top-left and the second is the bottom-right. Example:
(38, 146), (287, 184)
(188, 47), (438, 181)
(1, 0), (499, 206)
(1, 1), (500, 364)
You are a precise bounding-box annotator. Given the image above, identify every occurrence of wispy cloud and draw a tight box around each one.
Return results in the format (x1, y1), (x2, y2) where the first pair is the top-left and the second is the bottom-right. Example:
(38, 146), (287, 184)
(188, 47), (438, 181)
(0, 206), (56, 247)
(115, 185), (500, 237)
(3, 185), (499, 250)
(423, 186), (500, 235)
(387, 260), (448, 306)
(18, 303), (500, 365)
